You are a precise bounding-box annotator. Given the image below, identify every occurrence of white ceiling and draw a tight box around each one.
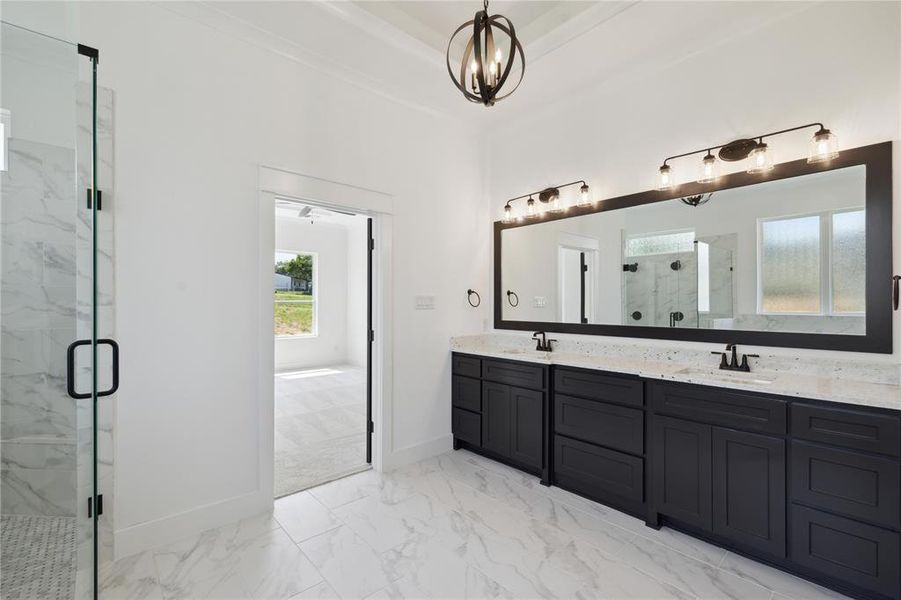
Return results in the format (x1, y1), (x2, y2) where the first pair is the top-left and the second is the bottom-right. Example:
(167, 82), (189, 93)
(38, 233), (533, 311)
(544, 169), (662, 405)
(183, 1), (819, 124)
(353, 1), (598, 54)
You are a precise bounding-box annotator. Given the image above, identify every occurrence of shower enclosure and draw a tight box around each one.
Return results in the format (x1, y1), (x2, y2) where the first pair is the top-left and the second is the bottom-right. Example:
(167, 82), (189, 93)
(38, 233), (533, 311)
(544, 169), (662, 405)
(1, 21), (111, 600)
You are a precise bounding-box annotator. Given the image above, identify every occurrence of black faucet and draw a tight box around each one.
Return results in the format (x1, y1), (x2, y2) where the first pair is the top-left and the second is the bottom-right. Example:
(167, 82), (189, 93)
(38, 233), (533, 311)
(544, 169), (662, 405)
(532, 331), (557, 352)
(711, 344), (759, 372)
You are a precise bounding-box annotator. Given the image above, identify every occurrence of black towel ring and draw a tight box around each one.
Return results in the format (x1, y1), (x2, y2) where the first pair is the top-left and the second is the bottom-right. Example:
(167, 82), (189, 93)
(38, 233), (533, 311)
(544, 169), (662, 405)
(506, 290), (519, 307)
(466, 289), (481, 308)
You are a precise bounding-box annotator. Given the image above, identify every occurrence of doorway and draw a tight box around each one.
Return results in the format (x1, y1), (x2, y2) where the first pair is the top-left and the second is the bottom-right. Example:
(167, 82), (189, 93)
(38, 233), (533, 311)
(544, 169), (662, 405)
(272, 200), (373, 497)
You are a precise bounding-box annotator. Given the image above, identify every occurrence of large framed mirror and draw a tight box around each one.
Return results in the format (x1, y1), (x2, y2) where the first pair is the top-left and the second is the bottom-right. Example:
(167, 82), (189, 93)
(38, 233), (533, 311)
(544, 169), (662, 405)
(494, 142), (893, 353)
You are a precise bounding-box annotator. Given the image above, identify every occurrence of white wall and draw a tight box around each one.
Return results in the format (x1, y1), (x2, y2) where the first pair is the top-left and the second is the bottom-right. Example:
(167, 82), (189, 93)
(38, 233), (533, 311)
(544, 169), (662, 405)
(488, 1), (901, 361)
(275, 217), (349, 371)
(71, 1), (489, 554)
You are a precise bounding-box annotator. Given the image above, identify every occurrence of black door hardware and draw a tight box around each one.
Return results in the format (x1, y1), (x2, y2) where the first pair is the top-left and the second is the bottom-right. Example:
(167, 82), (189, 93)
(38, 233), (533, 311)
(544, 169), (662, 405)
(669, 311), (684, 327)
(88, 494), (103, 518)
(623, 263), (638, 273)
(579, 252), (588, 324)
(711, 344), (759, 372)
(506, 290), (519, 307)
(670, 260), (682, 271)
(631, 311), (642, 321)
(86, 188), (102, 211)
(366, 218), (374, 464)
(66, 339), (120, 399)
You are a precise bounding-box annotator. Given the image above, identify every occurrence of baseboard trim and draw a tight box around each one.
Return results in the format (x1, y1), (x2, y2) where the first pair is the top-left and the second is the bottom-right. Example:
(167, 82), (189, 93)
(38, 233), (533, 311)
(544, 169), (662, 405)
(113, 489), (272, 560)
(384, 434), (453, 470)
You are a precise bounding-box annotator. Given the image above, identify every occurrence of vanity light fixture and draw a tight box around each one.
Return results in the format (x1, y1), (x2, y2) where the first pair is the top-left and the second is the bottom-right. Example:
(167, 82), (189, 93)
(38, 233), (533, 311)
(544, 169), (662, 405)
(808, 127), (838, 163)
(656, 164), (674, 191)
(697, 151), (718, 183)
(680, 193), (712, 207)
(746, 140), (774, 174)
(657, 122), (838, 186)
(502, 180), (591, 221)
(446, 0), (525, 107)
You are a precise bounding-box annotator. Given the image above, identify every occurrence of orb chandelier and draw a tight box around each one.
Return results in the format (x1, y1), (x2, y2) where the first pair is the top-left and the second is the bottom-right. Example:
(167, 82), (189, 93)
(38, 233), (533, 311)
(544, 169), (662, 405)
(446, 0), (525, 107)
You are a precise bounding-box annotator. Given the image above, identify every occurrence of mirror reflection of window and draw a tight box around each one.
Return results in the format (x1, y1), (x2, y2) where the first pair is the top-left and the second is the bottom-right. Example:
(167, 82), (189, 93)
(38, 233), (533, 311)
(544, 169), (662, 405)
(758, 208), (865, 315)
(274, 251), (318, 336)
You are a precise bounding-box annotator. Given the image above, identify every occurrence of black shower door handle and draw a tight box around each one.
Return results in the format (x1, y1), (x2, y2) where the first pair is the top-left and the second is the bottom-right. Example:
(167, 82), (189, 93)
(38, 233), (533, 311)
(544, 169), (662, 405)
(67, 338), (120, 399)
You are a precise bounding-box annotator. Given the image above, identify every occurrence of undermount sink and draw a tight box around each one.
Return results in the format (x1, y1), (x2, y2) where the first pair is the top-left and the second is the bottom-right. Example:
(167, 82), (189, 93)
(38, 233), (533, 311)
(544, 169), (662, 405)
(675, 367), (777, 386)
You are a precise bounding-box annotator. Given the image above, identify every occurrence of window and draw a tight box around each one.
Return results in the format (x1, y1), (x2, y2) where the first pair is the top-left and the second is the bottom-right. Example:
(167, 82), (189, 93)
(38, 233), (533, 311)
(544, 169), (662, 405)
(274, 251), (317, 336)
(757, 209), (864, 315)
(624, 230), (695, 257)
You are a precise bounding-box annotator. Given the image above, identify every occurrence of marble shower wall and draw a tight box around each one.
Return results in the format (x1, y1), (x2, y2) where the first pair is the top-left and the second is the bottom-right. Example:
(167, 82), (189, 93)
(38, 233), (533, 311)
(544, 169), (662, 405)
(0, 83), (115, 560)
(1, 138), (79, 517)
(623, 250), (698, 328)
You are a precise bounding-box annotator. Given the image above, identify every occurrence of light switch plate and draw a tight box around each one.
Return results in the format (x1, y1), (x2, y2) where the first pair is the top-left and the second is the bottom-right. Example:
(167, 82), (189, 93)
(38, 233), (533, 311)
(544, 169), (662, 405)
(533, 296), (547, 308)
(415, 295), (436, 310)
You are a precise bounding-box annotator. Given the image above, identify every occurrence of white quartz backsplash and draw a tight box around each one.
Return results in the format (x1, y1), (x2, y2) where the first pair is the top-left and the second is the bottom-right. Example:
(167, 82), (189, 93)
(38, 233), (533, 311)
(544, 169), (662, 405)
(451, 333), (901, 409)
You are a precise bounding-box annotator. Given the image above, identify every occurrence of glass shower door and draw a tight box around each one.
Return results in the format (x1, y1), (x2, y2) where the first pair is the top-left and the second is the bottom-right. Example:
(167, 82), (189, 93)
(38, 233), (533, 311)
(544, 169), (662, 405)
(0, 21), (100, 600)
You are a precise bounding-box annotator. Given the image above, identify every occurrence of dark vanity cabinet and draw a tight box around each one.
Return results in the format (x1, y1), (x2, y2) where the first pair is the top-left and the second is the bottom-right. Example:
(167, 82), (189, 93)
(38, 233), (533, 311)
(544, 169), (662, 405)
(451, 355), (901, 600)
(552, 367), (646, 516)
(649, 382), (787, 558)
(451, 353), (548, 480)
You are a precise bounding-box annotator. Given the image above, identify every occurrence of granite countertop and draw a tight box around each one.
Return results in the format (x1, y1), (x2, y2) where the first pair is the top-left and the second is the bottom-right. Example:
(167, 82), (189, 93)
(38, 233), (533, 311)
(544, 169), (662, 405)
(451, 335), (901, 411)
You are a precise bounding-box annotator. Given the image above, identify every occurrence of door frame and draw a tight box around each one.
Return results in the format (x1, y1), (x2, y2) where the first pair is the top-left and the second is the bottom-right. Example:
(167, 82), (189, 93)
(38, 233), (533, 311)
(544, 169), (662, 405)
(257, 166), (394, 502)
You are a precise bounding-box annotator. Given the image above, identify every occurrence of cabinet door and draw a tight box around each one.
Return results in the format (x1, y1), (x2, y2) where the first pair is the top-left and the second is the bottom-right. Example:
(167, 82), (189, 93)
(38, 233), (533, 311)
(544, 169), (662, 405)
(482, 382), (511, 457)
(651, 415), (713, 530)
(510, 386), (543, 469)
(712, 428), (786, 557)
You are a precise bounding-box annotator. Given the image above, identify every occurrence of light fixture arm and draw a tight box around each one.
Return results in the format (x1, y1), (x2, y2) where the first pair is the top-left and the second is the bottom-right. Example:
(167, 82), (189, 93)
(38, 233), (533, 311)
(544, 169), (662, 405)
(503, 180), (587, 206)
(661, 122), (827, 166)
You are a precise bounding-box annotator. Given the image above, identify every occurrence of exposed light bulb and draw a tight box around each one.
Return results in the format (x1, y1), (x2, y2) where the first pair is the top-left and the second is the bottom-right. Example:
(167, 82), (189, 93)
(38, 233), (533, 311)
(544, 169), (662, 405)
(489, 61), (497, 75)
(697, 153), (718, 184)
(579, 183), (591, 206)
(747, 141), (774, 174)
(470, 59), (478, 73)
(807, 128), (839, 163)
(495, 48), (503, 63)
(656, 165), (674, 191)
(526, 197), (536, 218)
(503, 203), (513, 223)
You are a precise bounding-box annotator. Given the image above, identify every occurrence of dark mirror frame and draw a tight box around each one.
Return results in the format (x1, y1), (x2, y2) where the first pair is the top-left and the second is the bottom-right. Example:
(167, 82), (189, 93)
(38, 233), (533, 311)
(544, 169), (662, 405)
(494, 141), (893, 353)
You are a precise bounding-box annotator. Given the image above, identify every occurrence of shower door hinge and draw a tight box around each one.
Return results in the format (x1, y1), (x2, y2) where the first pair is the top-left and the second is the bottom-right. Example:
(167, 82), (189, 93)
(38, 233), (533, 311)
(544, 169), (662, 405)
(87, 188), (103, 211)
(369, 330), (375, 343)
(368, 421), (374, 434)
(369, 239), (375, 251)
(87, 494), (104, 518)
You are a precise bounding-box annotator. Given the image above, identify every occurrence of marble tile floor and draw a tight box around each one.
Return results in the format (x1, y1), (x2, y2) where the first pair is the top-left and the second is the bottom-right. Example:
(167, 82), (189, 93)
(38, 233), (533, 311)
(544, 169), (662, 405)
(99, 449), (853, 600)
(274, 366), (368, 498)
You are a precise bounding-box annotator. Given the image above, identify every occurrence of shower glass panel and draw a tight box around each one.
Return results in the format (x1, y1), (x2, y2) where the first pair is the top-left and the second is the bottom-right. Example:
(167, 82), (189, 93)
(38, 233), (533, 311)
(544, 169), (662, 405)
(0, 21), (99, 600)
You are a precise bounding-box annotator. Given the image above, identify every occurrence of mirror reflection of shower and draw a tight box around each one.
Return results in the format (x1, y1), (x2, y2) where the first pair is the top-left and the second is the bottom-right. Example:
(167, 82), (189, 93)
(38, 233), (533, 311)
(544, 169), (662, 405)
(622, 230), (734, 328)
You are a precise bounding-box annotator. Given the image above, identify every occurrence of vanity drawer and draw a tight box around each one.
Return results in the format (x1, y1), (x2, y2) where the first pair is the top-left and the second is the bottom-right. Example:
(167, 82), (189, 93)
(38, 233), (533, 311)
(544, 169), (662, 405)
(555, 394), (643, 455)
(554, 435), (644, 504)
(482, 359), (545, 390)
(792, 403), (900, 457)
(554, 368), (643, 408)
(453, 408), (481, 447)
(452, 354), (481, 379)
(791, 440), (900, 528)
(452, 375), (481, 413)
(650, 382), (786, 435)
(790, 505), (900, 599)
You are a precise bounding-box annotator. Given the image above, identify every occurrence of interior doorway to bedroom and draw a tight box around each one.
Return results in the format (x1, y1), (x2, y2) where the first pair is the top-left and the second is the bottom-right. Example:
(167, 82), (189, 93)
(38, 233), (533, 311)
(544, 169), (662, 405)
(273, 199), (373, 498)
